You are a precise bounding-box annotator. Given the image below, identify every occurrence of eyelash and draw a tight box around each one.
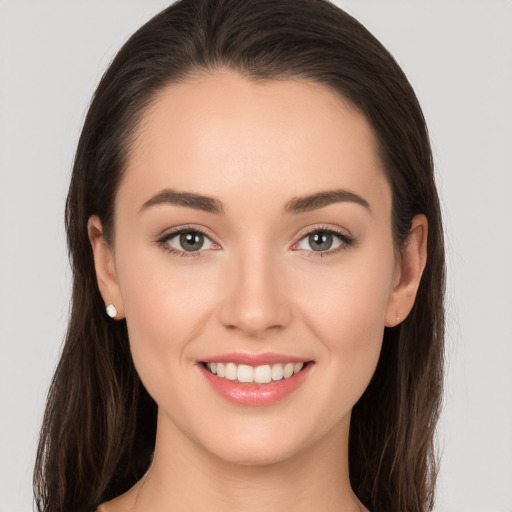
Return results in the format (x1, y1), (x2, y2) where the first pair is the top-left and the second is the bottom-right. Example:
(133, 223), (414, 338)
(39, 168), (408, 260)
(156, 224), (356, 259)
(294, 225), (356, 258)
(156, 225), (217, 258)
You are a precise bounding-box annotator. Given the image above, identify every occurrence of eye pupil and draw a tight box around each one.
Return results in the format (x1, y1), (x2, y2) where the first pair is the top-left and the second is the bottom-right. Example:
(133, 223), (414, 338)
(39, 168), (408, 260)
(180, 232), (203, 251)
(309, 232), (333, 251)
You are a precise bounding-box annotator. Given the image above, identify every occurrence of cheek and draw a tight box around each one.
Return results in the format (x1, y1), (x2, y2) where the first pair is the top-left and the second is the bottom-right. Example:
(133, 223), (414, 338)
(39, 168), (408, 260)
(301, 250), (394, 335)
(114, 244), (219, 398)
(297, 248), (395, 396)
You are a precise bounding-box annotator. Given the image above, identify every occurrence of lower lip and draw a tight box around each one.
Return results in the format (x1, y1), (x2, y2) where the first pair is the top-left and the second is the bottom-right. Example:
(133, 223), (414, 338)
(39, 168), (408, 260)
(199, 363), (312, 406)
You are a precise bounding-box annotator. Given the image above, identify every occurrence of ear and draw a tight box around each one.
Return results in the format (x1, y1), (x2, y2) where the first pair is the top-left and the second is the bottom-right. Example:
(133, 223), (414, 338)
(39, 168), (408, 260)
(385, 214), (428, 327)
(87, 215), (125, 319)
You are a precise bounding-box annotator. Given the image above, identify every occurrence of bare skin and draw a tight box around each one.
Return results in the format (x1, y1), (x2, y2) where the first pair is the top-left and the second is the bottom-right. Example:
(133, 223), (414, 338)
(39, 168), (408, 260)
(90, 70), (427, 512)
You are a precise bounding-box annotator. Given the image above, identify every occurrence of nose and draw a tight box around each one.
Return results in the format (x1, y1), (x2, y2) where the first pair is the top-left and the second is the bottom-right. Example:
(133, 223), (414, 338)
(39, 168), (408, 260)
(219, 244), (292, 337)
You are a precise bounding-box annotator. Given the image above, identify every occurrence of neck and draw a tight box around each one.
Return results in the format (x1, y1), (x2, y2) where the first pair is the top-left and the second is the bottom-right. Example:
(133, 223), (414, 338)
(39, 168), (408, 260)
(124, 409), (365, 512)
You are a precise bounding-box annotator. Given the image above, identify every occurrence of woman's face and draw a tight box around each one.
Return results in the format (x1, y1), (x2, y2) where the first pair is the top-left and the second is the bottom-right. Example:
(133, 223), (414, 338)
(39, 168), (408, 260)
(93, 70), (407, 465)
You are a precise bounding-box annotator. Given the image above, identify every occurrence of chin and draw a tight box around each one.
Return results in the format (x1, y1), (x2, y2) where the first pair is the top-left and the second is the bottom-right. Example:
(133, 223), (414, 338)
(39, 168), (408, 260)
(194, 418), (317, 468)
(210, 439), (301, 467)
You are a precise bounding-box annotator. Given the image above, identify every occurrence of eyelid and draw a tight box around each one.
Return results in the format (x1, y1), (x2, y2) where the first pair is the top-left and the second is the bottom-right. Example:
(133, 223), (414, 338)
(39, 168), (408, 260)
(156, 224), (217, 242)
(293, 223), (353, 242)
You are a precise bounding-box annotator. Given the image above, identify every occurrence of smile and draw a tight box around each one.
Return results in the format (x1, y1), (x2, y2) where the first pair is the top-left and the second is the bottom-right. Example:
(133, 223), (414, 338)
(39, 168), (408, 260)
(199, 356), (313, 406)
(205, 361), (305, 384)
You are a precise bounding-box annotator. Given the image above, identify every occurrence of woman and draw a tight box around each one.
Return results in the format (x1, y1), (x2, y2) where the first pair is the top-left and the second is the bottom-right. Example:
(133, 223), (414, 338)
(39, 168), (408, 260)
(34, 1), (445, 511)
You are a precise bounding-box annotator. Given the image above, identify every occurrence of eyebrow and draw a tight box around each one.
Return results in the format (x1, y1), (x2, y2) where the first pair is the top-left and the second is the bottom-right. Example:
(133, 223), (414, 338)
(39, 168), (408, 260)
(139, 189), (224, 214)
(283, 189), (371, 215)
(139, 188), (371, 215)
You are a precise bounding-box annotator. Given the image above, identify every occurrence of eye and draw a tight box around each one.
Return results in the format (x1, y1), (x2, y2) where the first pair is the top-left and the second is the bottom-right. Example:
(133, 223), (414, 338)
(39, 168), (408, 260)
(294, 227), (355, 256)
(157, 227), (218, 257)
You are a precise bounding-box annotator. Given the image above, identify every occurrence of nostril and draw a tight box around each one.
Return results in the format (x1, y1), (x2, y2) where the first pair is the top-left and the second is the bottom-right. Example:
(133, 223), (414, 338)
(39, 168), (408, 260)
(218, 276), (292, 335)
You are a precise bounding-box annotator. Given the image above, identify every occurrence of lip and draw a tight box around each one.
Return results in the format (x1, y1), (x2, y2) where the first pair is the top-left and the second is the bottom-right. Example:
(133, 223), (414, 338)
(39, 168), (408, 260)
(201, 352), (309, 366)
(197, 356), (313, 407)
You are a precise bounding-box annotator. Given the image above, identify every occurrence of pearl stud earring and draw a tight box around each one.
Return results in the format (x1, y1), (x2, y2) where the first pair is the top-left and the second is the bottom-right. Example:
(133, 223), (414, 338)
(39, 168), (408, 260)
(106, 304), (118, 318)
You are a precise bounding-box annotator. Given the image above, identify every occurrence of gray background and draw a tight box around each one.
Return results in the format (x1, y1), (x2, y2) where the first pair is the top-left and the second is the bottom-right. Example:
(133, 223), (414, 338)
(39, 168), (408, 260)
(1, 1), (511, 511)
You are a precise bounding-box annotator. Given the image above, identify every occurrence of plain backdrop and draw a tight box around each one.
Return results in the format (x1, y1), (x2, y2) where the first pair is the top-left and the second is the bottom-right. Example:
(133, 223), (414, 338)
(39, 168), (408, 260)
(1, 1), (511, 511)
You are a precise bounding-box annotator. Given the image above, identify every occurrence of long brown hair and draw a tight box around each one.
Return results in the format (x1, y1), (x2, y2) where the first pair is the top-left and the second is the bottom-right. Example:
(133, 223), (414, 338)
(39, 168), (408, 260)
(34, 1), (445, 511)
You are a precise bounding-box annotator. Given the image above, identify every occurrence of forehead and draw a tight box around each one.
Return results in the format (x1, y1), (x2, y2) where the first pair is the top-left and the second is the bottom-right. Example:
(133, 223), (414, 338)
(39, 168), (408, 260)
(118, 70), (390, 217)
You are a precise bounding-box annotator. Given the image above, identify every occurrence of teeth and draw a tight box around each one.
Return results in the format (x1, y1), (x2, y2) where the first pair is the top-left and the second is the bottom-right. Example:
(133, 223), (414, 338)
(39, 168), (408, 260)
(283, 363), (294, 379)
(225, 362), (237, 380)
(271, 363), (283, 381)
(254, 365), (272, 384)
(237, 364), (254, 383)
(207, 362), (218, 374)
(205, 361), (306, 384)
(216, 362), (226, 378)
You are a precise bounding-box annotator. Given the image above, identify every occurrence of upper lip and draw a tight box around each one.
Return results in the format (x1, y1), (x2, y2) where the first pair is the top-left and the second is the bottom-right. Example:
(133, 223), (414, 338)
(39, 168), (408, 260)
(200, 352), (312, 366)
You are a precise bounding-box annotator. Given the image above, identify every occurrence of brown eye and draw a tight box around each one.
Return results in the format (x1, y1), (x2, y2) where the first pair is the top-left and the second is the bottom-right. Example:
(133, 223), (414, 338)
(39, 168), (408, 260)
(179, 232), (205, 252)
